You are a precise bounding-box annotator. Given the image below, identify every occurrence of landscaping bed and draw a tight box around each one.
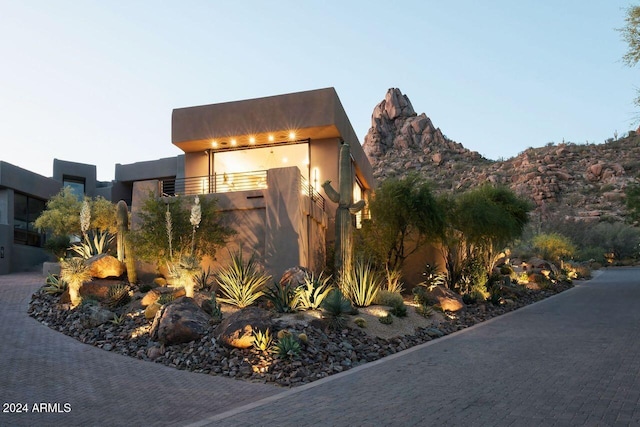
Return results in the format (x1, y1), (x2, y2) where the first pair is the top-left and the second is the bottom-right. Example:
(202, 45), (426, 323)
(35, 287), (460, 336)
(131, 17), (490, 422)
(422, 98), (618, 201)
(28, 280), (574, 387)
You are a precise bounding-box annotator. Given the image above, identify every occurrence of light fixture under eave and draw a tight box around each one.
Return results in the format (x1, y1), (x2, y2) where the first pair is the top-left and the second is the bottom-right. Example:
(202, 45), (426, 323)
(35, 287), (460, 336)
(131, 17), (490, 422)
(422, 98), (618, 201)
(249, 136), (256, 144)
(288, 131), (296, 140)
(211, 141), (218, 148)
(231, 139), (237, 146)
(268, 135), (275, 142)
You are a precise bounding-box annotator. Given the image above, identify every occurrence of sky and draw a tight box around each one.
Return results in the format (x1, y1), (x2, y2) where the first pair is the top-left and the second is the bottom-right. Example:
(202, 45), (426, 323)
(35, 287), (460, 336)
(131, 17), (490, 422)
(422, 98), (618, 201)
(1, 1), (638, 181)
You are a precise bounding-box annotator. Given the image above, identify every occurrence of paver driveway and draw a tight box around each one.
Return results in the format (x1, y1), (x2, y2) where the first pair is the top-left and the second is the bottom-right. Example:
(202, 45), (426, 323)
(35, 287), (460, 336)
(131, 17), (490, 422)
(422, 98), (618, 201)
(2, 269), (640, 426)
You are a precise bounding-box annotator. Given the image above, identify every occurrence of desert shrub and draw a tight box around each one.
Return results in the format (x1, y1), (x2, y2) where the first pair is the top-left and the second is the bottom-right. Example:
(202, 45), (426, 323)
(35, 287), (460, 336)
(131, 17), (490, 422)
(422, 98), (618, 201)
(459, 257), (488, 294)
(415, 304), (433, 318)
(462, 293), (478, 305)
(379, 313), (394, 324)
(106, 283), (130, 309)
(373, 290), (404, 307)
(341, 258), (381, 307)
(412, 286), (433, 306)
(44, 235), (71, 259)
(194, 267), (215, 291)
(294, 272), (333, 310)
(499, 264), (514, 276)
(389, 299), (407, 317)
(532, 233), (576, 265)
(354, 317), (367, 328)
(60, 257), (91, 307)
(421, 263), (446, 290)
(216, 248), (270, 308)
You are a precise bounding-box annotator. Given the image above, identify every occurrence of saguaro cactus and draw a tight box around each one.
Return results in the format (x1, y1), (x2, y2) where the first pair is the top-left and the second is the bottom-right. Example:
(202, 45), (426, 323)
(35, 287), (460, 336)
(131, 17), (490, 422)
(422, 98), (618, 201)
(322, 142), (365, 276)
(116, 200), (128, 262)
(116, 200), (137, 284)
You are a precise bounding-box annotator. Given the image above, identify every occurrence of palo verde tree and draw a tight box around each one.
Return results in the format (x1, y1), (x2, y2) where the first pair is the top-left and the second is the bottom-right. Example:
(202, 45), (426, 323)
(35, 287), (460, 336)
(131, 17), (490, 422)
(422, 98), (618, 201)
(441, 185), (532, 288)
(129, 192), (235, 267)
(357, 173), (445, 272)
(35, 187), (117, 238)
(620, 5), (640, 106)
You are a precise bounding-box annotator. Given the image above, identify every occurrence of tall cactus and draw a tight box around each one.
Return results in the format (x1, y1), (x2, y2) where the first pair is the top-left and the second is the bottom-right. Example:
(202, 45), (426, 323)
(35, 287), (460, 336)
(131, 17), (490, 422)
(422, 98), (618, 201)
(116, 200), (137, 284)
(322, 142), (365, 277)
(116, 200), (128, 262)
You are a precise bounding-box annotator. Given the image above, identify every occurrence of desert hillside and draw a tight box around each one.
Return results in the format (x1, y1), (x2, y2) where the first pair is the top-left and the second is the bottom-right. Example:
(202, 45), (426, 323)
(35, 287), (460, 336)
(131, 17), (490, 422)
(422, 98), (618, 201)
(363, 88), (640, 223)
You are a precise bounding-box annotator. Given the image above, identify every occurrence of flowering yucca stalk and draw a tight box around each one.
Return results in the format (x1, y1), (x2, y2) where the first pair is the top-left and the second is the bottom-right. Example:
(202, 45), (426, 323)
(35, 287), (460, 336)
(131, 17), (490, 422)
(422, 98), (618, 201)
(190, 196), (201, 256)
(165, 204), (173, 261)
(80, 200), (91, 238)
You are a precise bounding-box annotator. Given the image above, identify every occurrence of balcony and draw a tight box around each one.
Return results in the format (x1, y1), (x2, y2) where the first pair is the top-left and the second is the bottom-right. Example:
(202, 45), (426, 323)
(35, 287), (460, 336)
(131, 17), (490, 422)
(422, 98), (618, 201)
(161, 170), (325, 210)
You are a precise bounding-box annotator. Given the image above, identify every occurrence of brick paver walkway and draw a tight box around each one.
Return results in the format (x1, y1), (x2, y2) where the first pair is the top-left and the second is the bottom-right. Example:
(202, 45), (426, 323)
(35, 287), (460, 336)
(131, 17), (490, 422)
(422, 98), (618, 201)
(2, 269), (640, 426)
(0, 273), (280, 427)
(193, 268), (640, 427)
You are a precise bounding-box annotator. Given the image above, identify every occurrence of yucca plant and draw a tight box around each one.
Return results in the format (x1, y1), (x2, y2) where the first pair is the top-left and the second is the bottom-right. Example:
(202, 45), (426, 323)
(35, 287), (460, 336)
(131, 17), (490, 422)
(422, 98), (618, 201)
(294, 272), (333, 310)
(209, 292), (223, 323)
(60, 257), (91, 307)
(321, 288), (353, 330)
(216, 248), (270, 308)
(43, 274), (67, 295)
(264, 281), (297, 313)
(194, 266), (215, 291)
(252, 328), (274, 353)
(341, 258), (382, 307)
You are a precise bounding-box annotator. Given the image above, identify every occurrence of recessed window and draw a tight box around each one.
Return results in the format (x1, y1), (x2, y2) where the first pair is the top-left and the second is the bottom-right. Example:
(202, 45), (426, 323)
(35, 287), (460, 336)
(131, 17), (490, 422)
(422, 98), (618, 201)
(63, 176), (85, 200)
(14, 192), (45, 247)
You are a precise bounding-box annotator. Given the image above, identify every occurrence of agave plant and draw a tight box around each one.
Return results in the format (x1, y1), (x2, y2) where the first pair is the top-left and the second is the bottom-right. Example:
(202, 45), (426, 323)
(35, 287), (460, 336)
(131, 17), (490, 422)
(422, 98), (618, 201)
(274, 334), (301, 359)
(70, 230), (114, 259)
(341, 258), (382, 308)
(252, 328), (274, 353)
(216, 248), (270, 308)
(43, 274), (67, 295)
(264, 281), (297, 313)
(384, 266), (405, 294)
(294, 272), (333, 310)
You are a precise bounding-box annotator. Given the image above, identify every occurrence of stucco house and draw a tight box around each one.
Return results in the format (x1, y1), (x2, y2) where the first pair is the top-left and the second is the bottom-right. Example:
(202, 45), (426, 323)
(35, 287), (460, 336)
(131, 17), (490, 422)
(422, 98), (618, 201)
(0, 88), (374, 279)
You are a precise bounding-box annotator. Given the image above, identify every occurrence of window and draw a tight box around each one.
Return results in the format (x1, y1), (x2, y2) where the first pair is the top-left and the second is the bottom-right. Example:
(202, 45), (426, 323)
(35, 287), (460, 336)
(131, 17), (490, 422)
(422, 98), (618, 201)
(63, 176), (85, 199)
(14, 192), (46, 246)
(353, 176), (365, 229)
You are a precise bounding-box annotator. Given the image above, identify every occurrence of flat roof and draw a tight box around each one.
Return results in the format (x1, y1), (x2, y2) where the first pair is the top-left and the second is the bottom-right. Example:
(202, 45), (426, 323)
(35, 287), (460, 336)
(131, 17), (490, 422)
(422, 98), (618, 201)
(171, 87), (361, 153)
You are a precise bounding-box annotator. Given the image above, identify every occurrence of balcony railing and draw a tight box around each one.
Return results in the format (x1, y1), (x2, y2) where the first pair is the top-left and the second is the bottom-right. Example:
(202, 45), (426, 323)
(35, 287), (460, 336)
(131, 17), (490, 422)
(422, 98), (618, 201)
(161, 170), (325, 211)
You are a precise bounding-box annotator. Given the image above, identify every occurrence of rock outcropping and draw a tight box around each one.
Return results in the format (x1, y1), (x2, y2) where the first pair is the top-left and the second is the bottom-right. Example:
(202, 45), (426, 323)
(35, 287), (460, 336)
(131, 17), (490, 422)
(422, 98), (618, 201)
(363, 88), (640, 223)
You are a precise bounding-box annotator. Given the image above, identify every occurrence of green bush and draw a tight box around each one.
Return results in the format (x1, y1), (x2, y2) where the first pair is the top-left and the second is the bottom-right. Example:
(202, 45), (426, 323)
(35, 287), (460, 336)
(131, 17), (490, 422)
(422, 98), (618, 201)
(389, 299), (407, 317)
(378, 313), (393, 324)
(373, 290), (404, 307)
(532, 233), (576, 264)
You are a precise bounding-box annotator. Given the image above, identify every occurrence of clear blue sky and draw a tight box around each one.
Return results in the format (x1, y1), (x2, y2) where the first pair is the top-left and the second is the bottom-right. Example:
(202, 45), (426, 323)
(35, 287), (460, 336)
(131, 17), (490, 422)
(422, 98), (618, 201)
(1, 1), (637, 181)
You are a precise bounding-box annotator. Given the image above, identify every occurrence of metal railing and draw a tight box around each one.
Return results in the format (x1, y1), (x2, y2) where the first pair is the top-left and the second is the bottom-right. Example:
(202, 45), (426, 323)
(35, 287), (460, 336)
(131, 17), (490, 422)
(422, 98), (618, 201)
(162, 171), (267, 196)
(301, 175), (326, 210)
(161, 170), (326, 211)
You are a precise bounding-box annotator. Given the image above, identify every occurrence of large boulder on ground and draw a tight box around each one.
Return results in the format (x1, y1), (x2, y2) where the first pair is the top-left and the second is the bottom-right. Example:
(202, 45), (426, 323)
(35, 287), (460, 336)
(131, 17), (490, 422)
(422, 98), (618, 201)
(424, 285), (465, 312)
(215, 306), (273, 349)
(150, 297), (211, 346)
(81, 305), (114, 328)
(280, 266), (309, 287)
(87, 254), (125, 279)
(60, 280), (113, 304)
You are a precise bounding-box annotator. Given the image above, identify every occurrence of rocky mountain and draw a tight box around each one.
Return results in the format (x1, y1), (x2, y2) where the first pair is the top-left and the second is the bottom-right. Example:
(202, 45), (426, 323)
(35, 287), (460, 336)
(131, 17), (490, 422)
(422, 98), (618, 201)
(363, 88), (640, 223)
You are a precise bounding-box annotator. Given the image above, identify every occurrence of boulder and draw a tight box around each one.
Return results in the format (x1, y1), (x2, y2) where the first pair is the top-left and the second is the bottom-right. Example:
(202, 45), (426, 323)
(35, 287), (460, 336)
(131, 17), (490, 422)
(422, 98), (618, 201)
(150, 297), (211, 346)
(279, 266), (309, 288)
(87, 254), (125, 279)
(215, 306), (273, 349)
(423, 285), (464, 312)
(81, 305), (114, 328)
